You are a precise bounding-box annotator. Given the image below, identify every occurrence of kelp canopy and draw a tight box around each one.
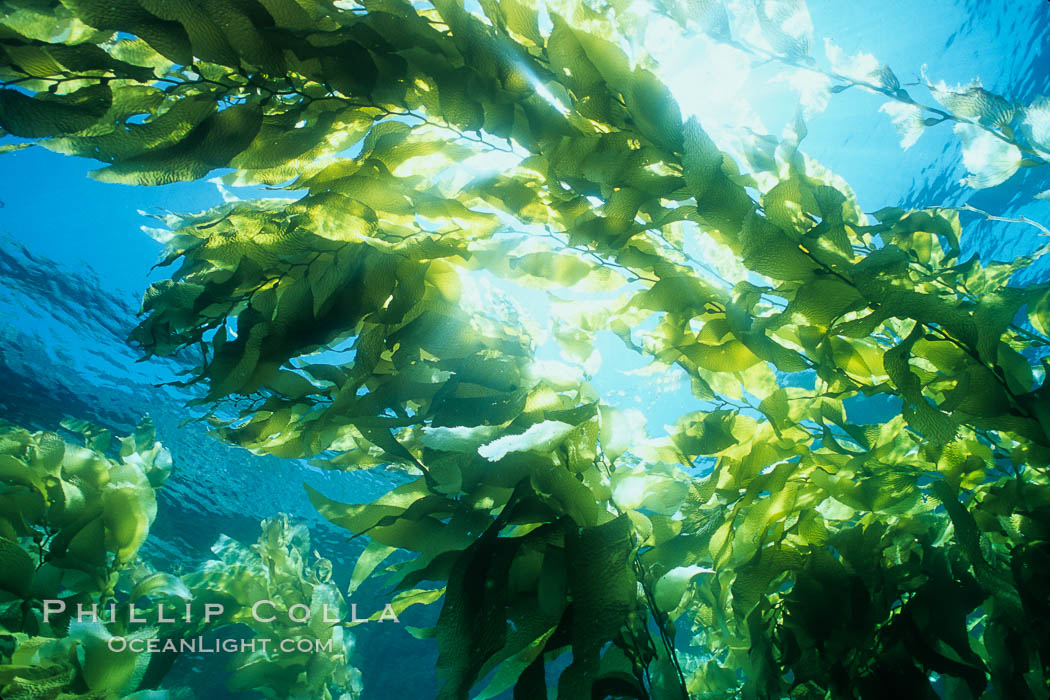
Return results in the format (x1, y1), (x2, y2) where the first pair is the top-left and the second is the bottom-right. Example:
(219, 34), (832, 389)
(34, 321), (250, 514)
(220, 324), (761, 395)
(2, 0), (1050, 698)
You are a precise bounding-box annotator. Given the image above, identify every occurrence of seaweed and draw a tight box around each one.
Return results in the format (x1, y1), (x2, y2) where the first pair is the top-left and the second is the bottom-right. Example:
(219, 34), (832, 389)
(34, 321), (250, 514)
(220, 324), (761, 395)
(0, 418), (361, 699)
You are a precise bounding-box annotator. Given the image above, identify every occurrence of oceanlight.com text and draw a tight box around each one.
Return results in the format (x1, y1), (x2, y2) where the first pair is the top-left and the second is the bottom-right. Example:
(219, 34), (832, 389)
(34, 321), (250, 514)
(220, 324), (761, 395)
(107, 636), (339, 655)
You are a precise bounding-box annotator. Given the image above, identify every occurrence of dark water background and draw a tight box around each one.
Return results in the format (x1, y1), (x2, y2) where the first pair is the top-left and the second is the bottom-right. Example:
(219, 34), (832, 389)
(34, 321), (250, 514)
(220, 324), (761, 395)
(2, 1), (1050, 697)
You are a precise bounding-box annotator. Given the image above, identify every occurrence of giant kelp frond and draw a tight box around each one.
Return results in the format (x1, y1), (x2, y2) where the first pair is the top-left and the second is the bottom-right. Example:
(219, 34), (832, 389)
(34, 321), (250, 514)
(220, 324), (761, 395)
(4, 1), (1050, 698)
(0, 417), (178, 698)
(166, 515), (362, 699)
(0, 417), (361, 699)
(646, 0), (1049, 192)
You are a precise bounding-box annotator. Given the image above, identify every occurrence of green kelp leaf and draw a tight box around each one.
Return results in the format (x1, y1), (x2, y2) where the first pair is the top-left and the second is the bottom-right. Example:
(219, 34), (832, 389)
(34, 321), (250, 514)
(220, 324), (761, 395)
(782, 547), (852, 643)
(631, 274), (725, 314)
(546, 14), (605, 99)
(436, 76), (485, 131)
(102, 485), (152, 563)
(348, 540), (398, 594)
(535, 543), (568, 618)
(59, 0), (193, 63)
(511, 251), (626, 290)
(487, 0), (543, 45)
(955, 123), (1022, 189)
(130, 572), (192, 601)
(91, 101), (263, 185)
(199, 1), (283, 73)
(48, 500), (104, 569)
(61, 417), (113, 453)
(762, 177), (818, 234)
(0, 83), (112, 137)
(809, 463), (920, 514)
(471, 554), (570, 695)
(478, 421), (576, 461)
(0, 536), (35, 597)
(929, 481), (985, 575)
(26, 41), (155, 80)
(2, 43), (66, 77)
(0, 452), (49, 499)
(105, 35), (176, 74)
(758, 388), (790, 433)
(531, 462), (601, 525)
(69, 620), (148, 693)
(879, 208), (961, 260)
(725, 293), (810, 371)
(226, 655), (309, 695)
(654, 565), (714, 614)
(355, 423), (425, 469)
(434, 527), (519, 699)
(353, 498), (470, 552)
(610, 465), (687, 514)
(1030, 287), (1050, 338)
(732, 464), (800, 551)
(29, 431), (65, 474)
(0, 662), (78, 700)
(929, 79), (1015, 127)
(787, 278), (865, 326)
(731, 544), (804, 617)
(558, 515), (637, 698)
(670, 410), (738, 456)
(884, 325), (957, 443)
(304, 478), (468, 545)
(389, 309), (483, 360)
(974, 288), (1031, 364)
(0, 426), (32, 455)
(305, 484), (400, 536)
(931, 439), (988, 489)
(624, 68), (684, 152)
(795, 509), (828, 547)
(49, 93), (216, 164)
(598, 406), (646, 462)
(739, 212), (819, 281)
(46, 478), (88, 529)
(367, 587), (445, 620)
(682, 337), (764, 373)
(475, 626), (557, 700)
(0, 142), (34, 154)
(683, 118), (755, 239)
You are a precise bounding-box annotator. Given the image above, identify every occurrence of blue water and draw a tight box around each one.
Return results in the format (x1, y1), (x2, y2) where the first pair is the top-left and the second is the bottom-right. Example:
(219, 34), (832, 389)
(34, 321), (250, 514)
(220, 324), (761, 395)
(1, 1), (1049, 698)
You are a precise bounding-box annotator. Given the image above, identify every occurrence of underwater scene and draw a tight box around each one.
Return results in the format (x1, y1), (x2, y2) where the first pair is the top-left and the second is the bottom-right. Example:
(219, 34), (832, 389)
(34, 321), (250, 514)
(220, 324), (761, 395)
(2, 0), (1050, 698)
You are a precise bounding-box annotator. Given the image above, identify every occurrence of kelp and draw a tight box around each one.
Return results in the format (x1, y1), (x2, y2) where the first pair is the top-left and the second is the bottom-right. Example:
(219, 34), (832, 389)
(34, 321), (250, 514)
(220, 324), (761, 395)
(645, 0), (1050, 194)
(3, 0), (1050, 698)
(130, 515), (364, 700)
(0, 417), (183, 699)
(0, 417), (170, 605)
(0, 418), (360, 700)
